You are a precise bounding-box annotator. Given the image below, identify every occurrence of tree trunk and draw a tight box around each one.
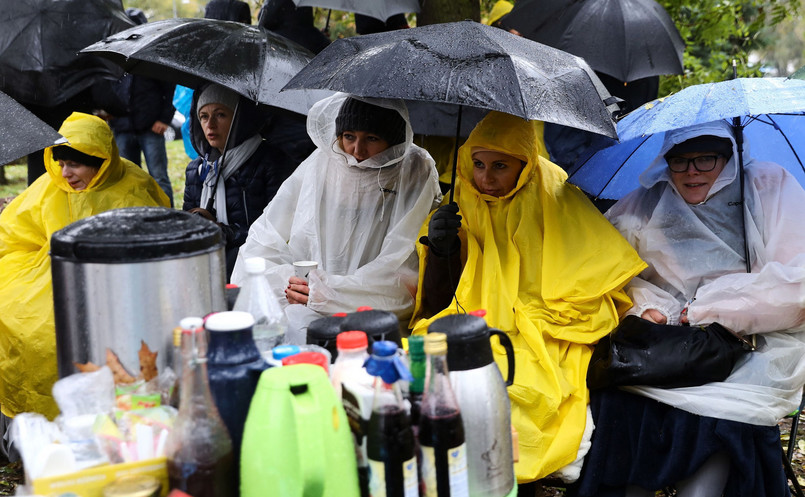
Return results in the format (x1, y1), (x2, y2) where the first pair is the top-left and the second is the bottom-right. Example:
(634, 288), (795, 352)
(417, 0), (480, 26)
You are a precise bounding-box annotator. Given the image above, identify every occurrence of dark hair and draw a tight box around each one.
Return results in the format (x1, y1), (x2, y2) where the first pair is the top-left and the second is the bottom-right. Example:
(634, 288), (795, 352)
(335, 97), (406, 146)
(52, 146), (104, 169)
(665, 135), (733, 160)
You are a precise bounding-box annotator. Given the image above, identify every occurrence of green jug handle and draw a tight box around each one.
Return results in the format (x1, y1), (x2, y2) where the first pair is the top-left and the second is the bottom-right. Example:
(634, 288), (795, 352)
(489, 328), (515, 387)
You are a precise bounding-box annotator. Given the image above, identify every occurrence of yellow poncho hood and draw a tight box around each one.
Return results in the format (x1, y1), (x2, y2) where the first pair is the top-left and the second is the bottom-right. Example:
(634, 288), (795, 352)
(412, 111), (646, 481)
(0, 112), (169, 419)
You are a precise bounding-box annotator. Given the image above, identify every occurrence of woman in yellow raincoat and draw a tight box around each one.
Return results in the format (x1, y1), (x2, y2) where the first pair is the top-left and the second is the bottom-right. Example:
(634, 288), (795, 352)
(0, 112), (169, 429)
(411, 111), (646, 488)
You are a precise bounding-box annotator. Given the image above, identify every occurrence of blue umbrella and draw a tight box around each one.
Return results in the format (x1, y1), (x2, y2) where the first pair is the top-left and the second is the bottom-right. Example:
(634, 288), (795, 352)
(568, 77), (805, 200)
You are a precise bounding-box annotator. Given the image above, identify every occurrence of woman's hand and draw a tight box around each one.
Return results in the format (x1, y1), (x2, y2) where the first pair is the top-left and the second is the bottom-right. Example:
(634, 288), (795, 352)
(641, 308), (667, 324)
(188, 207), (215, 221)
(285, 276), (310, 306)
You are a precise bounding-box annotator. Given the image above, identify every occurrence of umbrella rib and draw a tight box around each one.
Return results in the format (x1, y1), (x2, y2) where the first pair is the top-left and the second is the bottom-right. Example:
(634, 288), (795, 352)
(765, 114), (805, 175)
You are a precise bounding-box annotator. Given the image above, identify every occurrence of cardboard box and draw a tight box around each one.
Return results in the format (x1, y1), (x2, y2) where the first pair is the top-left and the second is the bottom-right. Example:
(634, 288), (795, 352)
(32, 457), (168, 497)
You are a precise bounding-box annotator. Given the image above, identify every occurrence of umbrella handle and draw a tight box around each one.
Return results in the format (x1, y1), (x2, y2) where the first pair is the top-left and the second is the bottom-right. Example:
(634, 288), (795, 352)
(448, 104), (463, 203)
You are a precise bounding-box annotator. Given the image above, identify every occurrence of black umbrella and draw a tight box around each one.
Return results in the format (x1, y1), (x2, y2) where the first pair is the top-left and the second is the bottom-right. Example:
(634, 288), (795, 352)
(0, 0), (133, 107)
(81, 18), (332, 115)
(502, 0), (685, 82)
(0, 90), (65, 166)
(282, 20), (619, 199)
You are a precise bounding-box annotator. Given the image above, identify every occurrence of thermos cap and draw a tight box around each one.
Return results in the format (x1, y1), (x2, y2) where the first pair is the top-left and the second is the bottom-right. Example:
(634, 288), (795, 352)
(424, 333), (447, 355)
(336, 330), (368, 350)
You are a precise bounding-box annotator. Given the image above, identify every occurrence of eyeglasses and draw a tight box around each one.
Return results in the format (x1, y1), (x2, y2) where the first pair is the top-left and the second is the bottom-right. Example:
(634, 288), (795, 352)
(666, 155), (722, 173)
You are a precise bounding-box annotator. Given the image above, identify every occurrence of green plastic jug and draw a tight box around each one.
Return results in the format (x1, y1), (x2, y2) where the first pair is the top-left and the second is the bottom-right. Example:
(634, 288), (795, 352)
(241, 363), (360, 496)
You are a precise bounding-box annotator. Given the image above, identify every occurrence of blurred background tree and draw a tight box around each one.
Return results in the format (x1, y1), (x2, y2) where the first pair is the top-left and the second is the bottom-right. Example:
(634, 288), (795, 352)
(658, 0), (801, 95)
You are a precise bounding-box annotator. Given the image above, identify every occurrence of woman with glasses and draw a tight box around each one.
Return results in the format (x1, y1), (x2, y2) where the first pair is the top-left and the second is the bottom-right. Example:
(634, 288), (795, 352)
(570, 120), (805, 497)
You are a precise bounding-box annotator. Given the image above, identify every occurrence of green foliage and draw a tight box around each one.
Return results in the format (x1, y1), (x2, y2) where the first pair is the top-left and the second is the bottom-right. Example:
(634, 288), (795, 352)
(657, 0), (800, 95)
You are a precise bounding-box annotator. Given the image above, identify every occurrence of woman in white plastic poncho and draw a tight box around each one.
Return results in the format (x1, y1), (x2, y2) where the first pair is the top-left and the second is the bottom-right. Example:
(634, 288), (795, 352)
(411, 111), (646, 489)
(231, 93), (442, 337)
(571, 120), (805, 497)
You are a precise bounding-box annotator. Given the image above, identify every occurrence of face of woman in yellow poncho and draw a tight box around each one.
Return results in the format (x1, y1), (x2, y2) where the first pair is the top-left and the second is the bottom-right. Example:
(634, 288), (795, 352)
(471, 148), (526, 197)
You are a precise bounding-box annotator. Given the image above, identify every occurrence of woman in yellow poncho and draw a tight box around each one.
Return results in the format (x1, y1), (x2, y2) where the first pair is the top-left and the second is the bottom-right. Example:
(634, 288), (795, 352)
(0, 112), (170, 431)
(411, 111), (646, 487)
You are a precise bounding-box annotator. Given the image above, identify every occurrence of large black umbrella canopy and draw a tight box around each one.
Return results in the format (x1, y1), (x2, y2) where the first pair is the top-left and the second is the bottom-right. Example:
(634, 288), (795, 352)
(291, 0), (420, 23)
(502, 0), (685, 82)
(0, 0), (134, 107)
(0, 90), (65, 166)
(283, 20), (619, 138)
(81, 18), (331, 115)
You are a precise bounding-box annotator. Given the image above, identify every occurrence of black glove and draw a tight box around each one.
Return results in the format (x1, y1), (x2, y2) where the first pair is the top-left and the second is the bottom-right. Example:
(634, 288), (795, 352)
(427, 203), (462, 256)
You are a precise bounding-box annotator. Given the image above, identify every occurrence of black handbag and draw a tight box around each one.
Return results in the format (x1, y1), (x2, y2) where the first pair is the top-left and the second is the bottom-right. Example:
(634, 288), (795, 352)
(587, 315), (755, 390)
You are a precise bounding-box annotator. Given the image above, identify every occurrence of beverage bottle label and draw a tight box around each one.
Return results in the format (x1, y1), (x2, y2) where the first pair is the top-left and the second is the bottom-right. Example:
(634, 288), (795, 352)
(367, 456), (418, 497)
(342, 380), (374, 466)
(420, 443), (469, 497)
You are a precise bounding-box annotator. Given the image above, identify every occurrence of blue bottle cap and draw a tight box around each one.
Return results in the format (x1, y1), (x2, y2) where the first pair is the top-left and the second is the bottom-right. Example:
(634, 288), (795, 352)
(371, 340), (398, 358)
(272, 344), (301, 360)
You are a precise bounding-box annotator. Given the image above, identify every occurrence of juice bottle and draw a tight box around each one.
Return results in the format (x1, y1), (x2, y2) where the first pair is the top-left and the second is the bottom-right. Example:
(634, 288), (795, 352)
(331, 330), (375, 497)
(365, 341), (418, 497)
(419, 333), (469, 497)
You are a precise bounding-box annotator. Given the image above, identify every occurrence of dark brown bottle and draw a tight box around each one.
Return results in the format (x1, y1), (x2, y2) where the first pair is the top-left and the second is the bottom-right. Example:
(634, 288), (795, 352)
(165, 317), (235, 497)
(365, 341), (418, 497)
(419, 333), (468, 497)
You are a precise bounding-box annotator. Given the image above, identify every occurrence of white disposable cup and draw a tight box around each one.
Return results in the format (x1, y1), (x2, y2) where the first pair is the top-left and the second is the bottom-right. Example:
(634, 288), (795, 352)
(293, 260), (318, 282)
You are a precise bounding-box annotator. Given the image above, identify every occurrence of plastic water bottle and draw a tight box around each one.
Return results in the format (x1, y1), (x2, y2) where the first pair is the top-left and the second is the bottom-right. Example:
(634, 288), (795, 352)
(233, 257), (287, 356)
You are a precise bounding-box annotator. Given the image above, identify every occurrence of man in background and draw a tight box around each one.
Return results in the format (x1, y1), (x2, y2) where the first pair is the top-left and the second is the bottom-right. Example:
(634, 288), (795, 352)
(109, 9), (176, 204)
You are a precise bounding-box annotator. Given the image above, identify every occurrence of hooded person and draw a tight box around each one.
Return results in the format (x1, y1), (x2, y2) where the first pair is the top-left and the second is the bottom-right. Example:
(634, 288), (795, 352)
(204, 0), (252, 23)
(0, 112), (169, 427)
(257, 0), (330, 55)
(570, 120), (805, 497)
(183, 83), (298, 281)
(410, 111), (646, 486)
(231, 92), (442, 339)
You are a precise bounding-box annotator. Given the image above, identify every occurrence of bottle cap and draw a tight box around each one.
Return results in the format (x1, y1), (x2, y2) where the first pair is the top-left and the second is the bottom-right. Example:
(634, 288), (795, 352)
(282, 351), (329, 372)
(371, 340), (397, 357)
(407, 335), (425, 360)
(365, 341), (412, 383)
(356, 306), (373, 312)
(424, 332), (448, 355)
(272, 345), (301, 360)
(333, 312), (348, 317)
(244, 256), (266, 274)
(469, 309), (487, 318)
(179, 317), (203, 334)
(336, 330), (368, 350)
(225, 283), (239, 289)
(204, 311), (255, 331)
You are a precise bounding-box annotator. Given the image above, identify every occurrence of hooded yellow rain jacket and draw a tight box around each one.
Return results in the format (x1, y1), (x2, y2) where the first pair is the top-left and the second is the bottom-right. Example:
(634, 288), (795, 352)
(411, 111), (646, 482)
(0, 112), (169, 419)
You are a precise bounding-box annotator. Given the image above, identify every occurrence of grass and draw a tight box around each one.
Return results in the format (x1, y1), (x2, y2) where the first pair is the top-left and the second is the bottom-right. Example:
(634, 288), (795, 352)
(0, 139), (191, 210)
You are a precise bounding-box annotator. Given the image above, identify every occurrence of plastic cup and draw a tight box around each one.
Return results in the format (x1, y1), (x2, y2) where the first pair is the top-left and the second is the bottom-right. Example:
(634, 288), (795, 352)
(293, 261), (318, 282)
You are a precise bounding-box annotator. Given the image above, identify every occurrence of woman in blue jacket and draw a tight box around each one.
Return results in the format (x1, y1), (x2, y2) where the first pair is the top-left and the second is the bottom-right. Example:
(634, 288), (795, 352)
(183, 84), (298, 280)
